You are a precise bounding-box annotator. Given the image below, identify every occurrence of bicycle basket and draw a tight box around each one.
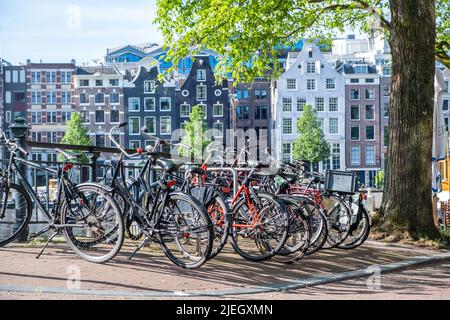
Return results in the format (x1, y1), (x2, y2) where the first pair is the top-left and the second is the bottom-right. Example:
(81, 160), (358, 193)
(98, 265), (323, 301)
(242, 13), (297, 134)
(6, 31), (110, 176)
(325, 170), (359, 194)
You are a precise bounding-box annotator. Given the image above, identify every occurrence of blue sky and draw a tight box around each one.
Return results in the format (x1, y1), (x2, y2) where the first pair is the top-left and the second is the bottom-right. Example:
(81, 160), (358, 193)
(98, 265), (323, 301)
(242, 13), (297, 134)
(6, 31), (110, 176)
(0, 0), (163, 64)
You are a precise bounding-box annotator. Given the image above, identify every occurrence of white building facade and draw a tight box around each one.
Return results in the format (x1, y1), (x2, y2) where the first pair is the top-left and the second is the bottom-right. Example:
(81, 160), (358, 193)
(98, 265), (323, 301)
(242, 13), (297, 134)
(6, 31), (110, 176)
(272, 43), (346, 172)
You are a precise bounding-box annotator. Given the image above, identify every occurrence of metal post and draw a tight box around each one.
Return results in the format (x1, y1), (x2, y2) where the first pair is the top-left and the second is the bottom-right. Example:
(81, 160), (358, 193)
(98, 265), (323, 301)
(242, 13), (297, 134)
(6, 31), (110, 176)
(9, 118), (30, 242)
(86, 152), (98, 183)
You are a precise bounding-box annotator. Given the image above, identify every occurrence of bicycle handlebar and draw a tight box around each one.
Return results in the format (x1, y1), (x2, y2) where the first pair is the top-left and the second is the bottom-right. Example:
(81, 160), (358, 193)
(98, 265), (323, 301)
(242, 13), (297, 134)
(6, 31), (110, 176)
(0, 129), (29, 157)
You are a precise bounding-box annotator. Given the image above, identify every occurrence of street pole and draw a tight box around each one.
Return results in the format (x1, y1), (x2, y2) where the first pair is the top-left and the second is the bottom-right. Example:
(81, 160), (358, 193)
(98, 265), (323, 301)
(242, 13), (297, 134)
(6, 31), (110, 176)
(9, 117), (30, 242)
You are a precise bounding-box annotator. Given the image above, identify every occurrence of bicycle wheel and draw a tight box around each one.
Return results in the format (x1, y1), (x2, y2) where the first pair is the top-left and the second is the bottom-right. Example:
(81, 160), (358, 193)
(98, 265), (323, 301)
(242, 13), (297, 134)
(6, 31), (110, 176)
(155, 192), (213, 269)
(338, 202), (371, 250)
(61, 184), (125, 263)
(205, 191), (230, 259)
(273, 196), (310, 264)
(322, 194), (352, 249)
(0, 183), (32, 247)
(230, 192), (289, 262)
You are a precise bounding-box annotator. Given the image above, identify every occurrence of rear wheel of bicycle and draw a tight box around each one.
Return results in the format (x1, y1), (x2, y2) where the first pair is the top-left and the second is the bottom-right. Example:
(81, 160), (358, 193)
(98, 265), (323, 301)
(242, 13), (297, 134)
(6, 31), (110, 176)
(61, 184), (125, 263)
(155, 192), (213, 269)
(321, 194), (352, 249)
(0, 183), (32, 247)
(230, 192), (289, 262)
(205, 192), (230, 259)
(273, 196), (310, 264)
(338, 203), (370, 250)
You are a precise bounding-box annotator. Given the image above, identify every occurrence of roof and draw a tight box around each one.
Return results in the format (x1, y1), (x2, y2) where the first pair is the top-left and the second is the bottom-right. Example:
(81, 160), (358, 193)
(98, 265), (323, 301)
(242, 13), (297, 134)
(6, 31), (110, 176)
(76, 66), (121, 76)
(342, 63), (378, 74)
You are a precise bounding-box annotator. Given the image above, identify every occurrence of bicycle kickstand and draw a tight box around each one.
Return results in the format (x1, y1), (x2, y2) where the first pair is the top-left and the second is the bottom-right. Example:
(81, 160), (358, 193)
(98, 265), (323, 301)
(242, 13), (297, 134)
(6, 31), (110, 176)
(128, 237), (151, 260)
(36, 232), (59, 259)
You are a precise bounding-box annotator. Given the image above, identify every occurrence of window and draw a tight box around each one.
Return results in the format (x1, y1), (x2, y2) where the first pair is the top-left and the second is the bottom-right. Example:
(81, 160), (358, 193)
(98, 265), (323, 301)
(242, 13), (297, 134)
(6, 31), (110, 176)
(282, 143), (291, 161)
(5, 111), (11, 123)
(160, 116), (171, 134)
(307, 79), (316, 90)
(96, 134), (105, 147)
(196, 85), (207, 100)
(79, 79), (89, 87)
(160, 97), (171, 111)
(61, 72), (71, 84)
(384, 126), (389, 146)
(365, 105), (375, 120)
(197, 69), (206, 81)
(46, 91), (56, 104)
(332, 143), (340, 169)
(198, 104), (207, 118)
(47, 132), (57, 143)
(282, 118), (292, 134)
(5, 70), (11, 82)
(80, 93), (89, 104)
(95, 110), (105, 123)
(109, 79), (119, 87)
(95, 93), (105, 104)
(61, 111), (71, 124)
(236, 89), (249, 99)
(308, 49), (313, 58)
(31, 71), (41, 84)
(384, 103), (390, 117)
(354, 65), (368, 74)
(383, 84), (390, 96)
(213, 122), (223, 137)
(297, 98), (306, 111)
(365, 88), (375, 100)
(351, 126), (360, 140)
(110, 110), (120, 123)
(329, 118), (338, 134)
(351, 105), (360, 120)
(128, 98), (140, 111)
(31, 111), (42, 124)
(306, 62), (316, 74)
(14, 92), (25, 103)
(443, 100), (449, 111)
(350, 78), (359, 83)
(46, 111), (56, 123)
(144, 81), (155, 93)
(351, 146), (360, 165)
(326, 78), (336, 89)
(80, 111), (90, 124)
(366, 145), (375, 164)
(236, 106), (249, 119)
(129, 140), (141, 150)
(383, 67), (391, 76)
(329, 97), (338, 112)
(255, 89), (267, 99)
(110, 92), (120, 104)
(317, 118), (324, 131)
(286, 79), (297, 90)
(213, 104), (223, 117)
(315, 97), (324, 112)
(46, 71), (56, 83)
(31, 132), (42, 142)
(5, 92), (11, 103)
(365, 78), (375, 83)
(180, 104), (191, 117)
(142, 97), (155, 111)
(323, 159), (331, 170)
(145, 117), (156, 134)
(350, 89), (360, 100)
(283, 98), (292, 112)
(12, 71), (18, 82)
(95, 80), (103, 87)
(255, 106), (268, 119)
(129, 117), (140, 135)
(366, 125), (375, 140)
(61, 91), (71, 104)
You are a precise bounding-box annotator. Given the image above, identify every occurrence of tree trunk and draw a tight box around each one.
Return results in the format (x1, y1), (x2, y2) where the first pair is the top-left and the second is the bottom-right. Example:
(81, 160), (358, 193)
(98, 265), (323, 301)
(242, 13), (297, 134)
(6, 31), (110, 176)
(380, 0), (440, 239)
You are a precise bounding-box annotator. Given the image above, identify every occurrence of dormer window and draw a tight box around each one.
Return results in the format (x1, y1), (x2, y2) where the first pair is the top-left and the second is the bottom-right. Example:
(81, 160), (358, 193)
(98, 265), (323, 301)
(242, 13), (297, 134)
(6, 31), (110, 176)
(306, 62), (316, 74)
(144, 80), (155, 93)
(197, 69), (206, 81)
(308, 48), (313, 58)
(354, 65), (368, 74)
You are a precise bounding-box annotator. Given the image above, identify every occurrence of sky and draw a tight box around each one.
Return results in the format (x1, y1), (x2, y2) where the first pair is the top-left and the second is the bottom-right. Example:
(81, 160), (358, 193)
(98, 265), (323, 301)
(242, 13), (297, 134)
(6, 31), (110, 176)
(0, 0), (163, 64)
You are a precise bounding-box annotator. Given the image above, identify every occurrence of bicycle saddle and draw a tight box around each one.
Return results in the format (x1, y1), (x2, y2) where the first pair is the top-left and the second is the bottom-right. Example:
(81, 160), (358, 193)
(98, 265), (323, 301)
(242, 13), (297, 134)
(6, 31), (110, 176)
(156, 158), (182, 174)
(279, 172), (298, 184)
(55, 149), (82, 161)
(182, 164), (205, 176)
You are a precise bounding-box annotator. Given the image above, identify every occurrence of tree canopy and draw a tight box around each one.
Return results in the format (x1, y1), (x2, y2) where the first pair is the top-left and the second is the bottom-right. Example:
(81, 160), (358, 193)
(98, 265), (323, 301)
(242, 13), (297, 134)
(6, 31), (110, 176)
(155, 0), (450, 82)
(60, 112), (92, 163)
(179, 105), (211, 161)
(293, 104), (330, 163)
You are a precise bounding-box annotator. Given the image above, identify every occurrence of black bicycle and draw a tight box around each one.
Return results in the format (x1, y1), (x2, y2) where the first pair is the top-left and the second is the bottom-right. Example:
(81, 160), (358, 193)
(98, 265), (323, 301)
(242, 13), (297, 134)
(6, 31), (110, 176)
(0, 130), (124, 263)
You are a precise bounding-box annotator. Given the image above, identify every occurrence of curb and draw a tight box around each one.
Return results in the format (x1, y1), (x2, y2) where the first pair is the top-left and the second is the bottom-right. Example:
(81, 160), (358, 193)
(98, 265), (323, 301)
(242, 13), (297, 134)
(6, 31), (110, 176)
(1, 251), (450, 298)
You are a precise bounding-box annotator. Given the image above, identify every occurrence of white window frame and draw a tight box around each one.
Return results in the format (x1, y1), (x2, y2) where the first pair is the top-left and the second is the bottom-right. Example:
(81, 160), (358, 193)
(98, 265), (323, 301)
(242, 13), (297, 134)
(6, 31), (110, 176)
(46, 91), (56, 104)
(160, 97), (171, 112)
(80, 92), (90, 105)
(326, 78), (336, 89)
(350, 89), (360, 101)
(329, 97), (338, 112)
(315, 97), (324, 112)
(160, 116), (172, 135)
(128, 117), (141, 135)
(286, 79), (297, 90)
(95, 92), (105, 105)
(306, 79), (316, 91)
(351, 146), (360, 165)
(212, 121), (224, 137)
(350, 125), (360, 141)
(180, 103), (191, 117)
(196, 85), (207, 101)
(109, 92), (120, 105)
(144, 80), (155, 94)
(282, 118), (293, 135)
(213, 104), (223, 117)
(144, 97), (156, 111)
(329, 118), (339, 134)
(351, 105), (360, 120)
(297, 98), (306, 112)
(144, 116), (156, 134)
(365, 145), (376, 165)
(365, 104), (375, 120)
(365, 88), (376, 100)
(282, 98), (292, 112)
(95, 110), (105, 124)
(197, 69), (206, 81)
(306, 62), (316, 74)
(366, 125), (375, 141)
(128, 97), (140, 112)
(110, 110), (120, 124)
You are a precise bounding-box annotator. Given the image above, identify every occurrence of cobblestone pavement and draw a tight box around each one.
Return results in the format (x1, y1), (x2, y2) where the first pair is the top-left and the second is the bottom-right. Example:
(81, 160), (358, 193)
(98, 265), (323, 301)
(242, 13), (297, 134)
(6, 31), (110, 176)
(0, 240), (448, 300)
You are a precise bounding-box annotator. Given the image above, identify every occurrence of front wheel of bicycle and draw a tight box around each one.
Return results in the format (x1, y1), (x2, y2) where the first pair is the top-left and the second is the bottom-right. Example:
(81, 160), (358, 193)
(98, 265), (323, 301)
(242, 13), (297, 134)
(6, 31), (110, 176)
(0, 183), (32, 247)
(337, 204), (370, 250)
(61, 184), (125, 263)
(155, 192), (213, 269)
